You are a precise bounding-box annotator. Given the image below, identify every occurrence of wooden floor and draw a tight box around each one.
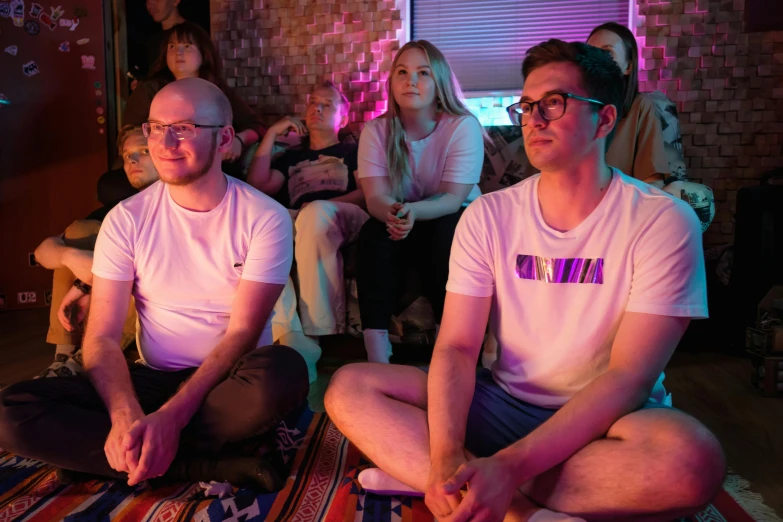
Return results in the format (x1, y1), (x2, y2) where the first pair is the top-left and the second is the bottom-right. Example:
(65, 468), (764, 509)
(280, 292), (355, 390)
(0, 308), (781, 517)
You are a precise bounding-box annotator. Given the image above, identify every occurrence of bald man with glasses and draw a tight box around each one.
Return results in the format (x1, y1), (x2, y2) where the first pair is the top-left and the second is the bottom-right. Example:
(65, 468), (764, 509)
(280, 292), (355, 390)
(0, 78), (309, 491)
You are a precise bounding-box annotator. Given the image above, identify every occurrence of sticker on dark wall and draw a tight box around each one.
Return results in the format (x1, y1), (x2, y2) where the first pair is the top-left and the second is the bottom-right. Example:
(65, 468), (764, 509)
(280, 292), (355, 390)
(58, 40), (69, 52)
(4, 45), (17, 56)
(28, 1), (41, 16)
(17, 291), (37, 304)
(28, 252), (39, 266)
(10, 0), (23, 26)
(49, 4), (63, 20)
(22, 60), (39, 77)
(0, 294), (6, 307)
(94, 89), (101, 96)
(80, 55), (94, 70)
(59, 16), (79, 30)
(0, 3), (10, 18)
(23, 19), (40, 35)
(93, 81), (101, 88)
(39, 11), (56, 29)
(73, 6), (86, 17)
(98, 128), (104, 134)
(44, 290), (52, 305)
(96, 106), (103, 115)
(76, 37), (89, 45)
(97, 115), (105, 124)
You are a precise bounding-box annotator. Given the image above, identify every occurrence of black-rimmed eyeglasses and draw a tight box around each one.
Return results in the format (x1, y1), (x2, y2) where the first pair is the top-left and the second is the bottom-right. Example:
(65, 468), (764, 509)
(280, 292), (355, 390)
(506, 93), (606, 127)
(142, 122), (225, 140)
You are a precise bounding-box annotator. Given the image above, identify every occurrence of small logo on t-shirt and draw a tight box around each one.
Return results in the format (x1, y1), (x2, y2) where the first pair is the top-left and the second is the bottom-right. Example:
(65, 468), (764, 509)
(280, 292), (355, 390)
(234, 262), (243, 268)
(516, 254), (604, 284)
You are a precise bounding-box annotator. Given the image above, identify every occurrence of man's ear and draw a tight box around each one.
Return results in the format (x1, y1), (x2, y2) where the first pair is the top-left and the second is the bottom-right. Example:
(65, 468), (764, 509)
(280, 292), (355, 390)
(339, 113), (349, 130)
(596, 103), (618, 141)
(217, 125), (235, 152)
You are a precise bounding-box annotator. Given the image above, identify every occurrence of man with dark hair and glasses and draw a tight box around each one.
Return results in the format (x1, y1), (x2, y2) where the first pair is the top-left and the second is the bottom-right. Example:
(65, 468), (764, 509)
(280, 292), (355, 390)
(0, 78), (309, 491)
(325, 40), (723, 521)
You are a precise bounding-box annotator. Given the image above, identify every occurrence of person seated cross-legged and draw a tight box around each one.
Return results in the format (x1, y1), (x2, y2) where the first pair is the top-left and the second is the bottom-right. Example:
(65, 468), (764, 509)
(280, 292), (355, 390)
(0, 78), (309, 490)
(247, 81), (369, 380)
(325, 40), (725, 522)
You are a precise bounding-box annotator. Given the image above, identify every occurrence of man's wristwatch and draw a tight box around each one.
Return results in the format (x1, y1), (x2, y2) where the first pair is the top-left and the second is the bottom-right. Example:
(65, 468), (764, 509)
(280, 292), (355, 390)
(73, 278), (92, 294)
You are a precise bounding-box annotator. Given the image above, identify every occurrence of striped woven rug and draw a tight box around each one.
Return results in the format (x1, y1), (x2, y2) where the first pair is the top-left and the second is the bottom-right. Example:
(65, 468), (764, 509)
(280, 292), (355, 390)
(0, 410), (779, 522)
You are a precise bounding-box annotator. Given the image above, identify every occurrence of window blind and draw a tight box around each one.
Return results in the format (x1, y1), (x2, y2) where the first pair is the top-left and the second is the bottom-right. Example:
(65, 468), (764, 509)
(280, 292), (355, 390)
(412, 0), (631, 92)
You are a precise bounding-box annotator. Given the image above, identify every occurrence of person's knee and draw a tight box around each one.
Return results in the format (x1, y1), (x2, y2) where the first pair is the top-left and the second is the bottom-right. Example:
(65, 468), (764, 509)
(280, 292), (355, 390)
(324, 364), (371, 419)
(295, 201), (338, 238)
(63, 220), (101, 241)
(240, 345), (310, 398)
(641, 411), (726, 508)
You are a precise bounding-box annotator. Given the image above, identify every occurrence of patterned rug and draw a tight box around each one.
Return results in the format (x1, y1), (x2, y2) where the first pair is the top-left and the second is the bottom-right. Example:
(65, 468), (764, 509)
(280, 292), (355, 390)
(0, 410), (780, 522)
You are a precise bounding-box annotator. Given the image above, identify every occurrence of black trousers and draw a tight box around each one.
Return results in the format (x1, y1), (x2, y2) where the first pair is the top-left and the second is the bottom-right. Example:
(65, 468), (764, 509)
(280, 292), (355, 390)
(0, 345), (309, 479)
(357, 209), (464, 330)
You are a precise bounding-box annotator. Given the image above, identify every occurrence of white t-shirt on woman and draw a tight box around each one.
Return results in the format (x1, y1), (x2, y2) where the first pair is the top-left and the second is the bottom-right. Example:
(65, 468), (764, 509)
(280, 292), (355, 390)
(357, 113), (484, 204)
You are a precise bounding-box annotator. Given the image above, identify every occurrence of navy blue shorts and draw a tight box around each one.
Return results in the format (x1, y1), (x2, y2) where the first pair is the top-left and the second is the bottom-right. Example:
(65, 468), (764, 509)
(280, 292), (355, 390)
(463, 368), (671, 458)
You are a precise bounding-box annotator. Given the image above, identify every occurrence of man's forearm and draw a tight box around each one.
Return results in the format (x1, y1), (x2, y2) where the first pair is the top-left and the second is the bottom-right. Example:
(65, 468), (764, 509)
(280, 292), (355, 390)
(246, 131), (279, 192)
(159, 331), (259, 429)
(408, 193), (462, 221)
(62, 248), (94, 283)
(428, 344), (477, 465)
(329, 189), (366, 209)
(83, 337), (142, 421)
(497, 369), (650, 487)
(33, 236), (68, 270)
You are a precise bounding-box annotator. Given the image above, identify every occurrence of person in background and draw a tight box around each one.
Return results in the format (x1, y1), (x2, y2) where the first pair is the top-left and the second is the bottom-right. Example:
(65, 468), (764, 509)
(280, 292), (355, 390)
(33, 126), (158, 378)
(247, 81), (368, 383)
(123, 22), (264, 178)
(0, 79), (308, 490)
(127, 0), (186, 89)
(587, 21), (670, 187)
(355, 40), (485, 363)
(325, 40), (724, 522)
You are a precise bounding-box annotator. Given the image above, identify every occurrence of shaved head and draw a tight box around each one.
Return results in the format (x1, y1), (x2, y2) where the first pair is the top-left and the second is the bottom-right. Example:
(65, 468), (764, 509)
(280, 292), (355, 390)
(153, 77), (232, 125)
(147, 77), (235, 186)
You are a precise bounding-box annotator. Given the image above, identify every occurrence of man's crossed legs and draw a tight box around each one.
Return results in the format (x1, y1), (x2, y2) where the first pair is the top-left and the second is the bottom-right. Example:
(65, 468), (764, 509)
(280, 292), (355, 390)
(0, 345), (309, 490)
(325, 364), (725, 522)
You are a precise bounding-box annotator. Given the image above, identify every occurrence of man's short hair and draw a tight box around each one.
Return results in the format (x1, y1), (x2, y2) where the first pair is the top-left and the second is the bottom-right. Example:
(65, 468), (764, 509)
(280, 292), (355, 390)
(522, 40), (625, 138)
(317, 80), (350, 116)
(116, 124), (145, 155)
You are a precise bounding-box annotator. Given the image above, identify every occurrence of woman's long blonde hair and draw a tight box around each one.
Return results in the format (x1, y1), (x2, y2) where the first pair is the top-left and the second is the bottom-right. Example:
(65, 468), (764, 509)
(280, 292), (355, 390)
(384, 40), (482, 201)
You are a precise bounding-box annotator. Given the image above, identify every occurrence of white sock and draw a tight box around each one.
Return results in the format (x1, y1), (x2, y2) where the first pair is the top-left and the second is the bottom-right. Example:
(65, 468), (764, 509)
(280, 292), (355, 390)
(363, 329), (392, 363)
(55, 344), (76, 356)
(528, 509), (587, 522)
(357, 468), (423, 497)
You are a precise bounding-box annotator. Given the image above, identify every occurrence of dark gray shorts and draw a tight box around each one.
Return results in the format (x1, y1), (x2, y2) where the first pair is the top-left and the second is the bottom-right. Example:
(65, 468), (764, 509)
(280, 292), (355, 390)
(463, 368), (671, 458)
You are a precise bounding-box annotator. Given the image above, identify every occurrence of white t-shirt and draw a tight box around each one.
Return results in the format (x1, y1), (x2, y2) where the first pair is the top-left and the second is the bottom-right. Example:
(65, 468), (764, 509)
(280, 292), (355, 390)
(357, 113), (484, 204)
(93, 176), (293, 371)
(447, 170), (707, 408)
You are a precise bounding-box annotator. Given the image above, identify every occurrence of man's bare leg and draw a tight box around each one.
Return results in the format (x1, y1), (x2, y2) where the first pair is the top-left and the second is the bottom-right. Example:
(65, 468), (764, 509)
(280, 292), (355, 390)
(325, 363), (433, 491)
(520, 408), (725, 521)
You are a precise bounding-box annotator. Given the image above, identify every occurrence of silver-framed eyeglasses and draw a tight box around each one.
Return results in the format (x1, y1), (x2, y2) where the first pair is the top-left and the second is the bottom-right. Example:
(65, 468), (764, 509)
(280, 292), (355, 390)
(142, 121), (225, 140)
(506, 92), (606, 127)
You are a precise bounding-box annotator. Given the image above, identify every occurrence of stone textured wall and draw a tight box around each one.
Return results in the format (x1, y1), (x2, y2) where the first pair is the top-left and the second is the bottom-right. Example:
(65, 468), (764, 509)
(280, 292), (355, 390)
(211, 0), (783, 246)
(636, 0), (783, 246)
(210, 0), (404, 129)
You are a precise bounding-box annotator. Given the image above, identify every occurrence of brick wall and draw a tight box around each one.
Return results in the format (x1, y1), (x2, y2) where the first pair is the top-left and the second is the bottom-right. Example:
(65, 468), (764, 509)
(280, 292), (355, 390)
(636, 0), (783, 246)
(211, 0), (783, 247)
(210, 0), (404, 128)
